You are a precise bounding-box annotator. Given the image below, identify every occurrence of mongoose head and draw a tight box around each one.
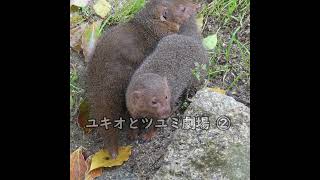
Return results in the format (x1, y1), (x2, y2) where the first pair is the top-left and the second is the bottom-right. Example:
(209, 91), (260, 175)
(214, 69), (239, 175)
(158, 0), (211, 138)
(127, 73), (172, 120)
(145, 0), (200, 38)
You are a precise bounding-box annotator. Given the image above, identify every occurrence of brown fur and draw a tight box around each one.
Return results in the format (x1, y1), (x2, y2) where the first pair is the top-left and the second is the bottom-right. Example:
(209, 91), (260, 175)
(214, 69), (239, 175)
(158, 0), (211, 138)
(86, 0), (199, 158)
(126, 73), (171, 119)
(126, 16), (209, 141)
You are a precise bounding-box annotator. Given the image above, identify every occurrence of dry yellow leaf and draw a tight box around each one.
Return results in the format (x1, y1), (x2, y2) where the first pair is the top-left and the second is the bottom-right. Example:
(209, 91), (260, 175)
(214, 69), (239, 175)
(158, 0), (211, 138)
(93, 0), (111, 18)
(89, 146), (132, 171)
(70, 22), (88, 53)
(196, 14), (204, 32)
(70, 5), (80, 13)
(85, 155), (103, 180)
(77, 98), (92, 134)
(85, 168), (102, 180)
(208, 87), (226, 95)
(70, 12), (84, 28)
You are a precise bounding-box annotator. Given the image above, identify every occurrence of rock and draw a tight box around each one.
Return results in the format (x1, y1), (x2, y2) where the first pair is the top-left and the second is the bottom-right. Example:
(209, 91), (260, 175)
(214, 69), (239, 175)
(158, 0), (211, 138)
(152, 88), (250, 180)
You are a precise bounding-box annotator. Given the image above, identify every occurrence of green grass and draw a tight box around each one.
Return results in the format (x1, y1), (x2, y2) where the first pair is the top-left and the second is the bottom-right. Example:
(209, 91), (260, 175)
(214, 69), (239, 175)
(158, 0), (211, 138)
(200, 0), (250, 26)
(200, 0), (250, 91)
(99, 0), (146, 34)
(70, 64), (83, 114)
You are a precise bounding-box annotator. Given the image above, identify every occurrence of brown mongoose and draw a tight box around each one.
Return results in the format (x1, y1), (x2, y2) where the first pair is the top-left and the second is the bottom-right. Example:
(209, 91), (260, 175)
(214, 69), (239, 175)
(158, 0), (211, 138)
(126, 16), (209, 141)
(86, 0), (199, 158)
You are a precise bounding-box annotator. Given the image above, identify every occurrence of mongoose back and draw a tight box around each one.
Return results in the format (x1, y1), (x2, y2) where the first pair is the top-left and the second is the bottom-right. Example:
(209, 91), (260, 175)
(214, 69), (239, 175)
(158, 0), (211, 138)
(86, 0), (199, 158)
(126, 16), (209, 140)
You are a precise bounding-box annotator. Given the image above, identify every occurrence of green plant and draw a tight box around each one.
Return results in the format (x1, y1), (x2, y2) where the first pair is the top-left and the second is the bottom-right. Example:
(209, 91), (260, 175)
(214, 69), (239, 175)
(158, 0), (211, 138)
(192, 62), (207, 81)
(99, 0), (146, 34)
(70, 65), (83, 111)
(200, 0), (250, 91)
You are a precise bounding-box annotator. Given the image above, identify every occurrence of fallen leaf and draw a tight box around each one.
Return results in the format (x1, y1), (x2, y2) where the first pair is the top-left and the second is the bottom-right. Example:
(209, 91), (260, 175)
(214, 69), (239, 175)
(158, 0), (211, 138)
(70, 147), (88, 180)
(81, 21), (102, 62)
(70, 22), (88, 53)
(85, 155), (103, 180)
(202, 34), (218, 50)
(71, 12), (85, 28)
(196, 14), (203, 32)
(208, 87), (226, 95)
(70, 5), (80, 13)
(89, 146), (132, 171)
(85, 168), (102, 180)
(93, 0), (111, 18)
(77, 99), (92, 134)
(70, 0), (91, 8)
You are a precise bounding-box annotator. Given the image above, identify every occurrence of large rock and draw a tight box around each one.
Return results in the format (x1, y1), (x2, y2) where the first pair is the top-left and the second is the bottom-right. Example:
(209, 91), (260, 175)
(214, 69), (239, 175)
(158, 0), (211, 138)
(152, 88), (250, 180)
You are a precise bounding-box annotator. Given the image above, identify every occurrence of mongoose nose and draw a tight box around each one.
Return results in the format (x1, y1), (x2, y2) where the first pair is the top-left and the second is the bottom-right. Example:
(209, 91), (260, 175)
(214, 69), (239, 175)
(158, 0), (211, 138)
(164, 107), (172, 117)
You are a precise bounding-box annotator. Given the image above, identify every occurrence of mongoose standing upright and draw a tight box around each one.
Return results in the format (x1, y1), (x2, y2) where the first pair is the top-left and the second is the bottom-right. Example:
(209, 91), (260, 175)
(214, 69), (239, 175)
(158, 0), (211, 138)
(126, 15), (209, 140)
(86, 0), (199, 158)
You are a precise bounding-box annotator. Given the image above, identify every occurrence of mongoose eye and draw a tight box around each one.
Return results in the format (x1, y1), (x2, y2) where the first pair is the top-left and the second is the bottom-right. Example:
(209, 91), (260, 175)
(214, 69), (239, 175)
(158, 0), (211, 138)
(160, 10), (168, 21)
(163, 14), (167, 20)
(152, 100), (157, 105)
(165, 96), (168, 99)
